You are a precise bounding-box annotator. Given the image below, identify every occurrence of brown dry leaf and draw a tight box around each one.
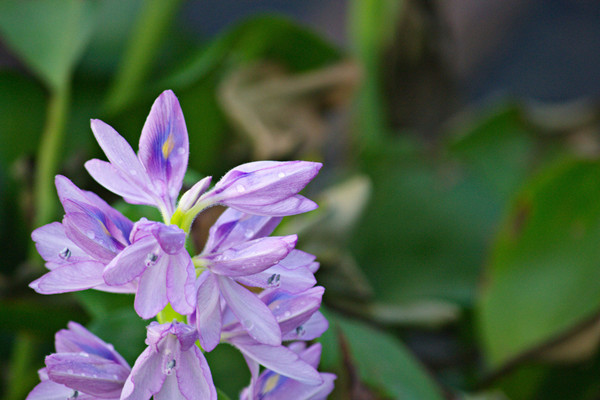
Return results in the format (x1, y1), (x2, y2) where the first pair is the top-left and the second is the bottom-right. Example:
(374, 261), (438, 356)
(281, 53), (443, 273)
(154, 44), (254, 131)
(218, 60), (360, 159)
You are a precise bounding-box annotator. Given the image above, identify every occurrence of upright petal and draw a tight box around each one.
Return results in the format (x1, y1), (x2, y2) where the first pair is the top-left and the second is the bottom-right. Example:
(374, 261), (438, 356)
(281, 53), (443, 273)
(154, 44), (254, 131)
(85, 159), (155, 206)
(217, 276), (281, 346)
(166, 252), (195, 316)
(174, 346), (217, 400)
(121, 346), (167, 400)
(194, 272), (222, 352)
(138, 90), (189, 208)
(134, 256), (169, 319)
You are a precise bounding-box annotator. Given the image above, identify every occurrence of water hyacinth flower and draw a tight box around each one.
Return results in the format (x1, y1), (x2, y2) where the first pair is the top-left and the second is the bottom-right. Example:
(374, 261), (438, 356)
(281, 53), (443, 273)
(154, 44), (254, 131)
(102, 218), (196, 319)
(122, 321), (216, 400)
(30, 176), (136, 295)
(85, 90), (188, 220)
(240, 343), (335, 400)
(27, 322), (130, 400)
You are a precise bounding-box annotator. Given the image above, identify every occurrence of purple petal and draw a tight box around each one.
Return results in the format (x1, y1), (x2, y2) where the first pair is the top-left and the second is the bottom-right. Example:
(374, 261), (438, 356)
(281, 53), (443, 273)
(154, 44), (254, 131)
(31, 222), (90, 265)
(45, 353), (130, 398)
(90, 119), (151, 189)
(203, 208), (282, 253)
(236, 264), (316, 293)
(230, 336), (322, 384)
(282, 311), (329, 341)
(153, 224), (185, 255)
(121, 346), (167, 400)
(208, 161), (321, 216)
(217, 276), (281, 346)
(278, 250), (316, 269)
(63, 211), (119, 263)
(174, 345), (217, 400)
(103, 236), (156, 286)
(178, 176), (212, 211)
(194, 272), (222, 352)
(264, 287), (324, 336)
(85, 159), (155, 205)
(166, 252), (195, 316)
(26, 380), (91, 400)
(29, 262), (106, 294)
(154, 374), (179, 400)
(204, 236), (296, 277)
(56, 322), (129, 368)
(134, 256), (169, 319)
(138, 90), (189, 207)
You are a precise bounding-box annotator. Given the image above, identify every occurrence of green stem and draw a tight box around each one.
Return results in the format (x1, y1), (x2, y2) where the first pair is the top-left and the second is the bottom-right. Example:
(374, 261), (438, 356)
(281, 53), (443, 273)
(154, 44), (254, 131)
(104, 0), (184, 115)
(6, 332), (38, 400)
(32, 83), (70, 234)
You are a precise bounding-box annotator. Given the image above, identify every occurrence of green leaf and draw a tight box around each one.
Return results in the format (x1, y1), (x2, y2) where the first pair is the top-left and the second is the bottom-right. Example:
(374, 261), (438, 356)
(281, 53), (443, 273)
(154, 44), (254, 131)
(217, 387), (233, 400)
(478, 159), (600, 366)
(0, 0), (95, 90)
(321, 310), (444, 399)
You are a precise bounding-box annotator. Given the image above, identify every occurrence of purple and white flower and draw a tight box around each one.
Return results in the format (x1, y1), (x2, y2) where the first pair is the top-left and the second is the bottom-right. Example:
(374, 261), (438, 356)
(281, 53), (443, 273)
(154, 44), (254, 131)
(27, 322), (130, 400)
(121, 321), (216, 400)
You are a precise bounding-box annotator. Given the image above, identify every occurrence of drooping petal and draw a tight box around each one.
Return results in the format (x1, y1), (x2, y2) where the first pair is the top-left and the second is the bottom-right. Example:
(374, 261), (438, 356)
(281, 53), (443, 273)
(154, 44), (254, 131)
(26, 380), (91, 400)
(217, 276), (281, 346)
(230, 336), (322, 384)
(194, 272), (222, 352)
(29, 262), (106, 294)
(121, 346), (167, 400)
(264, 287), (324, 336)
(224, 194), (318, 217)
(85, 159), (155, 206)
(103, 235), (157, 286)
(134, 255), (169, 319)
(32, 222), (90, 265)
(203, 236), (296, 277)
(174, 346), (217, 400)
(45, 353), (130, 398)
(166, 252), (195, 316)
(138, 90), (189, 207)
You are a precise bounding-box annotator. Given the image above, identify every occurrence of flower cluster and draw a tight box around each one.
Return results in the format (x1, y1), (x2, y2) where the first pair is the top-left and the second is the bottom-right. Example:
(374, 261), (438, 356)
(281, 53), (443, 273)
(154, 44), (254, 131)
(27, 90), (334, 399)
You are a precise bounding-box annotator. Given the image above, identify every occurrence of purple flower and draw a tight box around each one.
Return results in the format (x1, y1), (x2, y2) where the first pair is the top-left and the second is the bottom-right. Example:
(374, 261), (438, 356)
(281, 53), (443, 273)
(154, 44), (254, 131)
(26, 322), (130, 400)
(121, 321), (216, 400)
(197, 161), (322, 217)
(191, 209), (304, 351)
(85, 90), (188, 218)
(219, 287), (328, 389)
(30, 176), (136, 295)
(240, 343), (336, 400)
(103, 219), (196, 319)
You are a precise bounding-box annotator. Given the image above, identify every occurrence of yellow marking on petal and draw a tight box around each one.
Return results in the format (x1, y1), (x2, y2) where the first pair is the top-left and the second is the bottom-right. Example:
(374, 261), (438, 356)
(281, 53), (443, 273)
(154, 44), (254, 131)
(162, 133), (175, 160)
(262, 374), (280, 394)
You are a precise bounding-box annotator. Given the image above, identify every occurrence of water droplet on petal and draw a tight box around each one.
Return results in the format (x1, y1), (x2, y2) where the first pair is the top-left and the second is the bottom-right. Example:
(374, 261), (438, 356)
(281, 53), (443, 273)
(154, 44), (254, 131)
(67, 369), (74, 375)
(177, 147), (186, 155)
(236, 184), (246, 193)
(59, 247), (71, 260)
(283, 311), (291, 318)
(78, 352), (89, 357)
(86, 231), (95, 239)
(129, 169), (137, 176)
(278, 172), (286, 178)
(242, 319), (255, 330)
(244, 229), (254, 238)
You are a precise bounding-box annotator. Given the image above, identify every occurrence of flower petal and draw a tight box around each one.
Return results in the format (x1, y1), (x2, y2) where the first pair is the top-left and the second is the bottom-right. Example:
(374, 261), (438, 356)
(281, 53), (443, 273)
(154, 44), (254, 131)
(121, 346), (167, 400)
(138, 90), (189, 207)
(153, 224), (185, 255)
(85, 159), (155, 205)
(134, 255), (169, 319)
(282, 311), (329, 342)
(166, 252), (195, 316)
(31, 222), (89, 265)
(174, 345), (217, 400)
(204, 236), (296, 277)
(236, 264), (316, 293)
(26, 380), (88, 400)
(194, 272), (222, 352)
(217, 276), (281, 346)
(231, 336), (322, 384)
(103, 236), (156, 286)
(29, 262), (106, 294)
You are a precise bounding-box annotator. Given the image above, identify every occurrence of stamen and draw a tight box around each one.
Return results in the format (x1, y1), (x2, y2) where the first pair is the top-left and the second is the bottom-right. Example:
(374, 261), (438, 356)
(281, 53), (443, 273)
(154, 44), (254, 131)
(146, 253), (158, 266)
(266, 273), (281, 288)
(58, 247), (71, 260)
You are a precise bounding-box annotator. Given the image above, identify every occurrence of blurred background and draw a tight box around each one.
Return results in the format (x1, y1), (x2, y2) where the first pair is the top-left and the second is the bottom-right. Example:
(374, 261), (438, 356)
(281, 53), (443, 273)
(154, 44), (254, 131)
(2, 0), (600, 399)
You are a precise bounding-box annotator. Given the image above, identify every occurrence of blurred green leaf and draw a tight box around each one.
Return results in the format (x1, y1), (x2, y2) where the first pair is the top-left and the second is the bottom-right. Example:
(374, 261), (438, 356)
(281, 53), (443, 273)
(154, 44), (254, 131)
(0, 0), (95, 90)
(217, 387), (233, 400)
(75, 290), (134, 319)
(321, 310), (444, 399)
(478, 159), (600, 366)
(205, 344), (250, 399)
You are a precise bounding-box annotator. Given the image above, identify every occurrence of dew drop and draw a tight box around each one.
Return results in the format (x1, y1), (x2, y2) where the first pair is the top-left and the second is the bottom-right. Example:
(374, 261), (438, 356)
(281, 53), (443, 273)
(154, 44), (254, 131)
(283, 311), (291, 318)
(129, 169), (137, 176)
(86, 231), (95, 239)
(112, 374), (118, 380)
(177, 147), (186, 155)
(236, 184), (246, 193)
(59, 247), (71, 260)
(244, 229), (254, 238)
(78, 352), (89, 357)
(67, 369), (74, 375)
(278, 172), (286, 178)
